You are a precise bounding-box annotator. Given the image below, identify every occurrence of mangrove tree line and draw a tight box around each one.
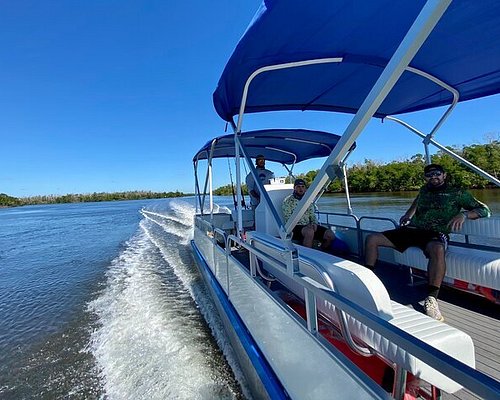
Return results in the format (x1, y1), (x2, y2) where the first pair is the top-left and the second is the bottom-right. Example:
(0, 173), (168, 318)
(213, 141), (499, 195)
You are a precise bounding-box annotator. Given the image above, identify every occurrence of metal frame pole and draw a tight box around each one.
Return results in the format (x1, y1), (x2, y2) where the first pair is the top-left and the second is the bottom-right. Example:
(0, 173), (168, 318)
(285, 0), (452, 233)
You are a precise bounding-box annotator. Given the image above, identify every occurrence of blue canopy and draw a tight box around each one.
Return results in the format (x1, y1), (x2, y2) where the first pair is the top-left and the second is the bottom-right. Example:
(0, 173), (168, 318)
(213, 0), (500, 122)
(193, 129), (344, 164)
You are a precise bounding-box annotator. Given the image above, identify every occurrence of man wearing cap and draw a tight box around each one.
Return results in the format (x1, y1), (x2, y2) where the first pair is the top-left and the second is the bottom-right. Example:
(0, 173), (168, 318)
(364, 164), (490, 321)
(282, 179), (335, 250)
(246, 155), (275, 209)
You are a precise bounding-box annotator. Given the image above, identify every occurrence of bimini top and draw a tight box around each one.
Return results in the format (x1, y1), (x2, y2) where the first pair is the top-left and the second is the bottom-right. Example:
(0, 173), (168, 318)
(213, 0), (500, 122)
(193, 129), (344, 164)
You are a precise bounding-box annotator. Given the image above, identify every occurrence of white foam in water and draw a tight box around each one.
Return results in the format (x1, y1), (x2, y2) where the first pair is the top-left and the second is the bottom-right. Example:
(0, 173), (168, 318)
(88, 200), (246, 400)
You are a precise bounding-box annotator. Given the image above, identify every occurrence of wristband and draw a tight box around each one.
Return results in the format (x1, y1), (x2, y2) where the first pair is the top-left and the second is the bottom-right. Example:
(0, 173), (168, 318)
(461, 211), (468, 219)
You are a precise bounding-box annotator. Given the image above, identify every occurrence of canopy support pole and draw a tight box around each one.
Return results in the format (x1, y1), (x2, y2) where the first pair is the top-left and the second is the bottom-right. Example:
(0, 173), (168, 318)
(385, 116), (500, 187)
(229, 120), (245, 237)
(285, 0), (452, 234)
(238, 143), (289, 240)
(193, 160), (201, 214)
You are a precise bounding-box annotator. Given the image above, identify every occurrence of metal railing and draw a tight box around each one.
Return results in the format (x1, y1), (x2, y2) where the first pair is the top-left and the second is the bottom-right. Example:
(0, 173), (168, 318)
(193, 215), (500, 399)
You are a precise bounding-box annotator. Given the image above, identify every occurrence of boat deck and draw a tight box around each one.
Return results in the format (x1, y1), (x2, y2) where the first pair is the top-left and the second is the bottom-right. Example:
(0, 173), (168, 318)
(374, 262), (500, 400)
(232, 246), (499, 399)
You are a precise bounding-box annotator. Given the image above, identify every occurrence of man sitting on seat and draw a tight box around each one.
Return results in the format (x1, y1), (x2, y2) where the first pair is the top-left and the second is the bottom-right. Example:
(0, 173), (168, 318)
(282, 179), (335, 251)
(364, 163), (491, 321)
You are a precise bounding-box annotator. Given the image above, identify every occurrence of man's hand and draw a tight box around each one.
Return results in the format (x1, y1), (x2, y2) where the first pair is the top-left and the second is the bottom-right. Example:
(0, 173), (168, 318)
(399, 215), (411, 226)
(448, 213), (466, 232)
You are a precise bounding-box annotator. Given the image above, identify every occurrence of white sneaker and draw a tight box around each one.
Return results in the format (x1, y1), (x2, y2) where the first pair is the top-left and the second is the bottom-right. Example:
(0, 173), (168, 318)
(423, 296), (444, 322)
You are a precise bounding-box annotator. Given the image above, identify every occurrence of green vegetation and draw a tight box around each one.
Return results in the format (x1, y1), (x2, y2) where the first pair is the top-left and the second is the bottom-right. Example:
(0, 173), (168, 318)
(0, 190), (187, 208)
(216, 141), (499, 194)
(213, 184), (248, 196)
(0, 193), (21, 207)
(2, 142), (497, 208)
(300, 141), (500, 192)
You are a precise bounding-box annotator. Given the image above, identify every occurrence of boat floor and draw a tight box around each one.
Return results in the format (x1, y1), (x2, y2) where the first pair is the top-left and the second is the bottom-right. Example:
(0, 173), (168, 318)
(231, 248), (499, 399)
(374, 262), (499, 400)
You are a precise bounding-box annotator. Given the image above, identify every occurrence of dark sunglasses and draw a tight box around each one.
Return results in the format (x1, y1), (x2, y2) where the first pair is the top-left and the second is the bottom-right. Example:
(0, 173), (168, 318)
(424, 170), (443, 178)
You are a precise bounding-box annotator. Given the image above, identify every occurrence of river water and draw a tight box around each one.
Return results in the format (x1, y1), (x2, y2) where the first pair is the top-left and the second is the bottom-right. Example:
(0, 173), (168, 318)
(0, 191), (498, 399)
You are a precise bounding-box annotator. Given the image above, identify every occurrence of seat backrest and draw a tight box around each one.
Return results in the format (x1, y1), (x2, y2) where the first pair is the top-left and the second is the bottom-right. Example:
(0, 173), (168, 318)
(459, 217), (500, 239)
(247, 231), (394, 320)
(231, 208), (255, 229)
(254, 183), (293, 235)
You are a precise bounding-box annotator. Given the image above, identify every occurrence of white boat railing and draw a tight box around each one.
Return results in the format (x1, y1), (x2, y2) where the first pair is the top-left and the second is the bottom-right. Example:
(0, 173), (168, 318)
(317, 210), (500, 256)
(194, 215), (500, 399)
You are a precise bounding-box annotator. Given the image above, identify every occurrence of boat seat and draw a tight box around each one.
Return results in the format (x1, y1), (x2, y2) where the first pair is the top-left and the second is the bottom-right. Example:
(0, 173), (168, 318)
(254, 183), (293, 235)
(394, 218), (500, 291)
(231, 209), (255, 230)
(199, 212), (234, 231)
(246, 231), (475, 394)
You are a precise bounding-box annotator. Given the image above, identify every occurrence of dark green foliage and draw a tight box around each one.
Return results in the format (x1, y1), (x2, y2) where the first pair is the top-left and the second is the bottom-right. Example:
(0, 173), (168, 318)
(213, 141), (499, 193)
(213, 184), (248, 196)
(0, 193), (21, 207)
(1, 191), (187, 207)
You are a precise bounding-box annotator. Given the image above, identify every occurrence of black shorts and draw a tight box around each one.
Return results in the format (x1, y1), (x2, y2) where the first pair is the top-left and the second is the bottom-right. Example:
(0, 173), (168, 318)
(292, 224), (328, 242)
(383, 226), (448, 257)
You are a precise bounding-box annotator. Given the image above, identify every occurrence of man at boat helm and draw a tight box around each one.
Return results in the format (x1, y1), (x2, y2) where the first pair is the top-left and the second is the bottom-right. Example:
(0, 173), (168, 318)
(282, 178), (335, 251)
(245, 154), (275, 209)
(364, 164), (491, 321)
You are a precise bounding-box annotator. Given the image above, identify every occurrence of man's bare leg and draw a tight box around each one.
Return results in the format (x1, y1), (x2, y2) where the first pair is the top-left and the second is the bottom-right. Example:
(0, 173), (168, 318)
(425, 241), (446, 289)
(364, 233), (397, 269)
(301, 225), (315, 247)
(422, 241), (446, 321)
(320, 229), (335, 251)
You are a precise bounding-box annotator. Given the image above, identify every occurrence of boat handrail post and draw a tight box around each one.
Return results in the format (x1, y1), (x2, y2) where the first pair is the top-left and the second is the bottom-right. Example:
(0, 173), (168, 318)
(193, 160), (201, 214)
(227, 119), (245, 237)
(341, 144), (357, 215)
(304, 287), (318, 334)
(209, 160), (214, 216)
(284, 0), (452, 235)
(392, 365), (408, 400)
(285, 245), (300, 275)
(341, 163), (353, 215)
(234, 133), (243, 237)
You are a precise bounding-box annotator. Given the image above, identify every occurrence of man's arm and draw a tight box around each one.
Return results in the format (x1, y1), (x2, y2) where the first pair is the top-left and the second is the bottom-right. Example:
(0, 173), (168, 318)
(400, 197), (418, 226)
(282, 196), (293, 223)
(448, 191), (491, 231)
(308, 204), (318, 225)
(246, 173), (259, 198)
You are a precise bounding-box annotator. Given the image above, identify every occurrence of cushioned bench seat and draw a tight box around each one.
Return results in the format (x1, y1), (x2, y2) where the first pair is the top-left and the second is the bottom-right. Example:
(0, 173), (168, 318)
(394, 246), (500, 290)
(247, 231), (475, 394)
(394, 218), (500, 292)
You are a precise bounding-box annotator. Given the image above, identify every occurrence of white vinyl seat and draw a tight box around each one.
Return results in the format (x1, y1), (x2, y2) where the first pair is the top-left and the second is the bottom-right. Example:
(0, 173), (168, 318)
(254, 183), (293, 235)
(247, 231), (475, 394)
(394, 218), (500, 291)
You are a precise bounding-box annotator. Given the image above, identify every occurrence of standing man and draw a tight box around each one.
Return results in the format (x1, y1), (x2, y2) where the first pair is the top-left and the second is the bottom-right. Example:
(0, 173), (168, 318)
(364, 164), (490, 321)
(282, 179), (335, 250)
(246, 154), (275, 209)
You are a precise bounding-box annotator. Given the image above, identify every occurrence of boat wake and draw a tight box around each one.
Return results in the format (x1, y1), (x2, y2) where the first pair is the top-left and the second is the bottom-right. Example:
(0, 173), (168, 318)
(88, 199), (247, 399)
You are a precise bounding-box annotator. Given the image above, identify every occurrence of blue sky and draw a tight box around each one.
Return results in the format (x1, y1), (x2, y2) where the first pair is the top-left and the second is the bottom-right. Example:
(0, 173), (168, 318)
(1, 1), (499, 197)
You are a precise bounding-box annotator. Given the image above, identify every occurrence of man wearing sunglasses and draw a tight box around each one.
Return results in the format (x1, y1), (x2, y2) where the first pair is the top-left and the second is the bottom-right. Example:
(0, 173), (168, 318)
(364, 164), (490, 321)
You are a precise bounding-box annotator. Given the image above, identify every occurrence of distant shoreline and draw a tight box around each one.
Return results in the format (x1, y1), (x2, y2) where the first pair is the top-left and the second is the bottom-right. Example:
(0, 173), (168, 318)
(0, 191), (192, 208)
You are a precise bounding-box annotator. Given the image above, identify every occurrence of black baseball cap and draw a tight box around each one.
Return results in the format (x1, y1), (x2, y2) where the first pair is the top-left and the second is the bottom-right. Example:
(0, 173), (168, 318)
(424, 164), (444, 173)
(294, 178), (306, 186)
